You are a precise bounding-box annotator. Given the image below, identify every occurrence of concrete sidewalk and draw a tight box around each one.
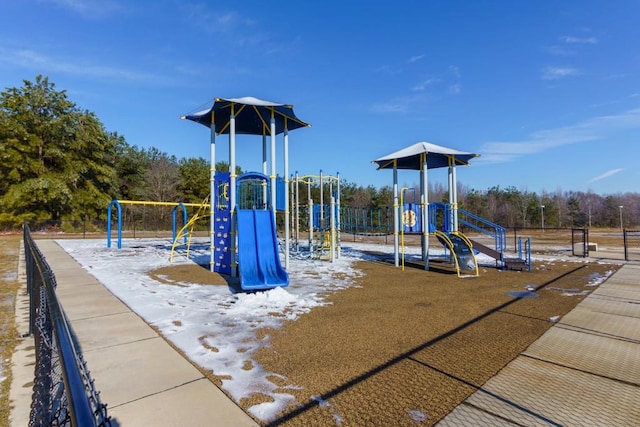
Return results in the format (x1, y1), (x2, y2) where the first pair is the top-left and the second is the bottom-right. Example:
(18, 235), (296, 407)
(12, 239), (257, 427)
(438, 262), (640, 426)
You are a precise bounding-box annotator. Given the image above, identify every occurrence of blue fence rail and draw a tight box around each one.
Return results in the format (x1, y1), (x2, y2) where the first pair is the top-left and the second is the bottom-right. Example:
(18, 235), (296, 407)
(340, 206), (392, 236)
(23, 224), (111, 426)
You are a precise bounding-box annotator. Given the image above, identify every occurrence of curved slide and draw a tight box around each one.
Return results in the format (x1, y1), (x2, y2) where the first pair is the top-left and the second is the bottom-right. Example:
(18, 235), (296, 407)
(237, 209), (289, 291)
(434, 230), (479, 277)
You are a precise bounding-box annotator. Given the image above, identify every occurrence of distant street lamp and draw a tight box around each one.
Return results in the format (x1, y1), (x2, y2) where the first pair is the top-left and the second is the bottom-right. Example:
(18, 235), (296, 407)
(619, 205), (624, 233)
(540, 205), (545, 232)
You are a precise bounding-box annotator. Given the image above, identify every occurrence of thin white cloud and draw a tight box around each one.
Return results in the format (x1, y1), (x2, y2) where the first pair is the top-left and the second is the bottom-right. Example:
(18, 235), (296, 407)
(541, 66), (580, 80)
(44, 0), (124, 17)
(369, 94), (427, 113)
(411, 78), (440, 91)
(0, 46), (169, 83)
(588, 168), (624, 183)
(369, 102), (408, 113)
(411, 66), (460, 92)
(544, 34), (596, 56)
(477, 108), (640, 164)
(544, 45), (572, 56)
(192, 9), (241, 32)
(408, 54), (425, 63)
(174, 2), (291, 58)
(474, 153), (518, 163)
(561, 36), (598, 44)
(375, 64), (403, 75)
(179, 2), (265, 48)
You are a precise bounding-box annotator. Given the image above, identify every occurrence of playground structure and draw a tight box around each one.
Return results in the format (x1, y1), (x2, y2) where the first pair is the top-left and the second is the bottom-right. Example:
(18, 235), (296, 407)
(181, 96), (310, 291)
(341, 201), (532, 271)
(291, 171), (341, 261)
(107, 98), (531, 282)
(373, 142), (531, 276)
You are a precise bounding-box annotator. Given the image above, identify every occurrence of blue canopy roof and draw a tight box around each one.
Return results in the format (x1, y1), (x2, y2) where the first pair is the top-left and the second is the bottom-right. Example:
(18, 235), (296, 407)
(181, 96), (310, 135)
(373, 141), (479, 170)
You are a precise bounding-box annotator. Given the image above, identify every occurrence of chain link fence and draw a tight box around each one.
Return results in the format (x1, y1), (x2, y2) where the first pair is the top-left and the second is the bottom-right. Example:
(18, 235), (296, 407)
(623, 229), (640, 261)
(23, 224), (111, 427)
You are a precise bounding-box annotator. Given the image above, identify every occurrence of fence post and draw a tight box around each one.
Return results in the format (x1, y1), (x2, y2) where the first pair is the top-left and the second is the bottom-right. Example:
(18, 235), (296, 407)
(624, 229), (628, 261)
(23, 224), (35, 336)
(584, 228), (589, 258)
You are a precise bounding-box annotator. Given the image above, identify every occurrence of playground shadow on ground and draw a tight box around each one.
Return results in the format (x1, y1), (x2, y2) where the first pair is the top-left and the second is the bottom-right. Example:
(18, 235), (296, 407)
(359, 249), (459, 275)
(248, 258), (619, 426)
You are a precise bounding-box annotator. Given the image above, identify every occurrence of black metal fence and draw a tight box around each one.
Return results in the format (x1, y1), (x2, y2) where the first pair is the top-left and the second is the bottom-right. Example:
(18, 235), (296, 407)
(623, 229), (640, 261)
(572, 228), (589, 258)
(23, 224), (111, 426)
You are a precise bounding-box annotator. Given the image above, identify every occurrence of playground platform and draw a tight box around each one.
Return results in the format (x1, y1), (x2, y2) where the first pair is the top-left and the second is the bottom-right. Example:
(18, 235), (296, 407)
(10, 241), (640, 426)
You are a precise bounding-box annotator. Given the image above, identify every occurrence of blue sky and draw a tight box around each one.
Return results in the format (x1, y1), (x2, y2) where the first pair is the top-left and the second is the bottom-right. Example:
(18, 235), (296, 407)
(1, 0), (639, 195)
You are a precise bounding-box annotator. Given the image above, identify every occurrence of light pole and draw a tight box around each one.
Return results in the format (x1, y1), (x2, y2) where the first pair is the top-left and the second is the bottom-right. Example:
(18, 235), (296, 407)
(540, 205), (545, 232)
(619, 205), (624, 233)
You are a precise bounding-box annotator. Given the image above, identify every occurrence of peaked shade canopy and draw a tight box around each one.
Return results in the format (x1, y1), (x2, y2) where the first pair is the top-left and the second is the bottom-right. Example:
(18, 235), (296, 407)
(373, 141), (479, 170)
(181, 96), (310, 135)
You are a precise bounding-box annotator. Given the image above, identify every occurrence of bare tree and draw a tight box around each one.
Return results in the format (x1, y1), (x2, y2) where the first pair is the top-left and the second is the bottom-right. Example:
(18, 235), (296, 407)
(143, 154), (180, 229)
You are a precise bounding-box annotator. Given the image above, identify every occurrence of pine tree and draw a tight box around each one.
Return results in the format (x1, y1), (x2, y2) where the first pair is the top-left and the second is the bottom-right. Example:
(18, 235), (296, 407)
(0, 75), (118, 228)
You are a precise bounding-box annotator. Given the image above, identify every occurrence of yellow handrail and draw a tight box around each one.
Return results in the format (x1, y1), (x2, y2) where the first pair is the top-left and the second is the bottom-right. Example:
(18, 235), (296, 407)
(170, 195), (210, 263)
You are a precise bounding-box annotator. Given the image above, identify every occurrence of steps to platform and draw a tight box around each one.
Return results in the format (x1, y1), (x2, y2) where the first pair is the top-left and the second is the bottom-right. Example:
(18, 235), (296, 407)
(504, 257), (528, 271)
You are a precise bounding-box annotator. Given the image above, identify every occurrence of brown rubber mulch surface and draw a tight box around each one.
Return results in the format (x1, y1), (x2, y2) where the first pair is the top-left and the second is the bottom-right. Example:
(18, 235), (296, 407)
(152, 254), (618, 426)
(248, 259), (617, 426)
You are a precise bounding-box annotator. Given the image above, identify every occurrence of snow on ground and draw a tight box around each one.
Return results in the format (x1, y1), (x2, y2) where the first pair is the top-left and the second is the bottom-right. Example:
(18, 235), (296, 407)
(59, 238), (434, 420)
(55, 237), (603, 421)
(2, 271), (17, 281)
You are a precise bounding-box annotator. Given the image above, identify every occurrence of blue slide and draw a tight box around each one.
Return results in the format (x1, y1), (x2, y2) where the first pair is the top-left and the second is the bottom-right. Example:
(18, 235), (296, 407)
(237, 209), (289, 291)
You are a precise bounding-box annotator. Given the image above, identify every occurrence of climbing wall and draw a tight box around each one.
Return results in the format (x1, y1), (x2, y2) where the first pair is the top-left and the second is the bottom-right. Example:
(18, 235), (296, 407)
(214, 172), (231, 275)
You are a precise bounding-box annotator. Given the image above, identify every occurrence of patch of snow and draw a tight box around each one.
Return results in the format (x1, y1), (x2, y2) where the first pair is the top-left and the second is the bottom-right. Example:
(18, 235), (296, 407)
(585, 270), (613, 287)
(2, 272), (17, 281)
(57, 238), (388, 422)
(409, 409), (428, 423)
(311, 396), (342, 425)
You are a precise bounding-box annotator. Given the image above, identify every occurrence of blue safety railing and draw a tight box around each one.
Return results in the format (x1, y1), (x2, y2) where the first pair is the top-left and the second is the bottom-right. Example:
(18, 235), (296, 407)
(457, 208), (507, 253)
(428, 203), (451, 232)
(517, 236), (533, 271)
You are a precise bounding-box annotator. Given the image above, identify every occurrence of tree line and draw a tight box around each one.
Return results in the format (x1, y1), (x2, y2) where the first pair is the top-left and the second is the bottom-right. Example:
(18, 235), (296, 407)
(0, 76), (237, 230)
(340, 183), (639, 229)
(1, 76), (637, 231)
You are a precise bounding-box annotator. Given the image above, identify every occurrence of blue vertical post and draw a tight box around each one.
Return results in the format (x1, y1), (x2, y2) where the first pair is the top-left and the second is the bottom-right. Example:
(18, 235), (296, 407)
(107, 200), (122, 249)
